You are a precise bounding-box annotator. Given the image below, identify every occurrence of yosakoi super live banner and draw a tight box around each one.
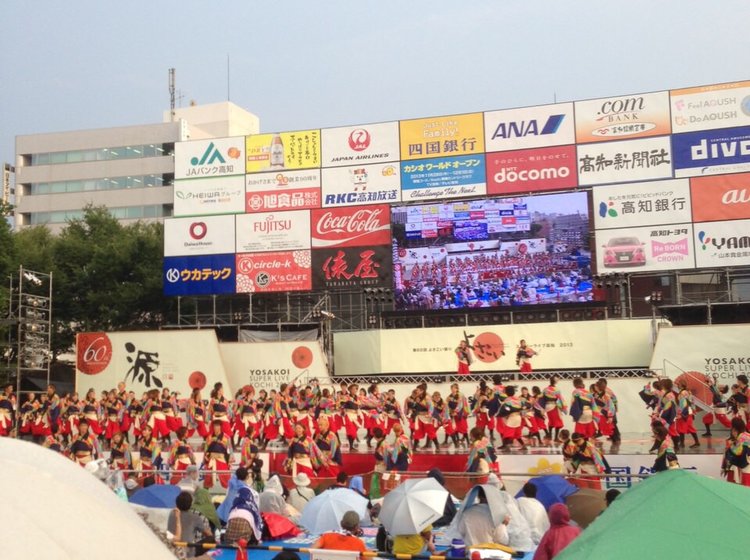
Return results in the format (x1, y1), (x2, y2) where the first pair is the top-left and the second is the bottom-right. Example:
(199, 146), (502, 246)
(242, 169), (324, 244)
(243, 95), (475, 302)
(333, 319), (653, 375)
(75, 331), (232, 397)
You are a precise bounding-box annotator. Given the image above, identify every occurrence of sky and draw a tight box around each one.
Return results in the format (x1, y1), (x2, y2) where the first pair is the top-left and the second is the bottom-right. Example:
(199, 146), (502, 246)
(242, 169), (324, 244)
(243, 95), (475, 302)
(1, 0), (748, 167)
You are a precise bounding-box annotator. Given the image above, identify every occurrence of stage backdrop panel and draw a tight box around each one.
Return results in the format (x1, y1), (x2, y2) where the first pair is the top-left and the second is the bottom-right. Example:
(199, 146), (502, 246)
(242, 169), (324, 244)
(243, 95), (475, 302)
(76, 330), (231, 397)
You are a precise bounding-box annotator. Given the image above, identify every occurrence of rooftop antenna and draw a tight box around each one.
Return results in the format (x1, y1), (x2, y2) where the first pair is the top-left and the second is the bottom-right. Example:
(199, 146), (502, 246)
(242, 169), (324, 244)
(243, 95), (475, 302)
(169, 68), (176, 121)
(227, 54), (231, 101)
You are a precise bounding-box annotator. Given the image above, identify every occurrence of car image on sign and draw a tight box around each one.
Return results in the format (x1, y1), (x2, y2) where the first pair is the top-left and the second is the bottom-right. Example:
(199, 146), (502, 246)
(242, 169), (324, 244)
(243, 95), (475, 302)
(602, 236), (646, 267)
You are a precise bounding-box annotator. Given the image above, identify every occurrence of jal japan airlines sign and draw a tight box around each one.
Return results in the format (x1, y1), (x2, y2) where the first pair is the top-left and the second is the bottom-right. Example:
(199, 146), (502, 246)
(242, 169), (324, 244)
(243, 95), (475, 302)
(321, 122), (400, 167)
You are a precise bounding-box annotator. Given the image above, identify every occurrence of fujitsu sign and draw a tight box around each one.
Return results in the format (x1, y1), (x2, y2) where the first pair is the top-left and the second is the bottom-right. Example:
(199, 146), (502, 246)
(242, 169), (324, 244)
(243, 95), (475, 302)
(311, 204), (391, 248)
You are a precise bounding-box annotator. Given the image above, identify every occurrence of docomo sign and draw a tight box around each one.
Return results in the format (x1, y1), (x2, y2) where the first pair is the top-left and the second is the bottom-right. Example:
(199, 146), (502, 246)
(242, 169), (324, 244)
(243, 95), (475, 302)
(311, 205), (391, 248)
(486, 145), (578, 195)
(691, 173), (750, 222)
(76, 332), (112, 375)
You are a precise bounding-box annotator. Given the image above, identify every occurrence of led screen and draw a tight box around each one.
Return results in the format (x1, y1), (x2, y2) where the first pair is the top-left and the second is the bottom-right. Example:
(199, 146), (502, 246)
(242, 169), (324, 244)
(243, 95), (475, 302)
(391, 192), (593, 310)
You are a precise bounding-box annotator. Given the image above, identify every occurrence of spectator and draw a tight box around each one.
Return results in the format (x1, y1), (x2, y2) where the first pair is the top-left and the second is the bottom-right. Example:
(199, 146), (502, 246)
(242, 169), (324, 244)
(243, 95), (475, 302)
(217, 466), (251, 524)
(457, 487), (510, 547)
(225, 487), (264, 546)
(178, 464), (201, 494)
(167, 491), (213, 558)
(516, 482), (549, 545)
(605, 489), (621, 508)
(312, 510), (366, 552)
(260, 474), (290, 517)
(331, 471), (349, 489)
(533, 503), (581, 560)
(426, 468), (457, 527)
(392, 525), (437, 556)
(287, 472), (315, 513)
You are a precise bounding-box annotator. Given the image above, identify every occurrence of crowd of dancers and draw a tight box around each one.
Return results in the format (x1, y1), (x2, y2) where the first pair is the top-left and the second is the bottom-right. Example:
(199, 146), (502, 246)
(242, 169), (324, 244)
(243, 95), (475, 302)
(1, 371), (749, 488)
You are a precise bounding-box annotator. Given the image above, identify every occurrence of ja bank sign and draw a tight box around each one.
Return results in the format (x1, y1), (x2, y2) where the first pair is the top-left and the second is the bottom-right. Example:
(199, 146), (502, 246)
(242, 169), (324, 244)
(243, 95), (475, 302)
(672, 125), (750, 177)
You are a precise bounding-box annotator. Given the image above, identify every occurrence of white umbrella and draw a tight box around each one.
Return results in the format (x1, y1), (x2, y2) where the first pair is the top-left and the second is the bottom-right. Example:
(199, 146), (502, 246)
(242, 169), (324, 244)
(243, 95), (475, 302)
(299, 488), (369, 534)
(380, 477), (449, 536)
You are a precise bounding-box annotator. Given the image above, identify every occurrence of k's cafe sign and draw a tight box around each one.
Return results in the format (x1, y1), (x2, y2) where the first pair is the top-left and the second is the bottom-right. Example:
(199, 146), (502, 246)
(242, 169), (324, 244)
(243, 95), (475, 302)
(690, 172), (750, 222)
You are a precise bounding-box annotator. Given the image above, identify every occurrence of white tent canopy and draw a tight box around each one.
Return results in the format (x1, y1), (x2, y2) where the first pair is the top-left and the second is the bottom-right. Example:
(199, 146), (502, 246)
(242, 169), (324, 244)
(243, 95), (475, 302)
(0, 437), (174, 560)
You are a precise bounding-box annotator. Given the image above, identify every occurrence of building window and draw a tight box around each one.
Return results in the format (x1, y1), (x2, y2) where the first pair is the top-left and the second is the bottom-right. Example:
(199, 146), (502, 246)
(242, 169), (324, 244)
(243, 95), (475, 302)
(29, 144), (168, 166)
(30, 175), (165, 195)
(28, 205), (167, 225)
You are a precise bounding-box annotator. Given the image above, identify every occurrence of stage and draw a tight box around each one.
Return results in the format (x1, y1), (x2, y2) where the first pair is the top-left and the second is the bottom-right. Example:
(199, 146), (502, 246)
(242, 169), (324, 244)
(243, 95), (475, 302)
(263, 433), (726, 495)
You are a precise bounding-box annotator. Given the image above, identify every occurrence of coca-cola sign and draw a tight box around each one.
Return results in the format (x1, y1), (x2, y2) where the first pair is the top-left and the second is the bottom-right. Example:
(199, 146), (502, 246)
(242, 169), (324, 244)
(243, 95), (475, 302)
(311, 204), (392, 248)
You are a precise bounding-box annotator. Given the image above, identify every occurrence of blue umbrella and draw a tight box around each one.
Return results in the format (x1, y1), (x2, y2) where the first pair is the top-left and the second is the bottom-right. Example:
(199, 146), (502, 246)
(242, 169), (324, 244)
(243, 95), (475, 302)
(129, 484), (182, 508)
(515, 475), (578, 510)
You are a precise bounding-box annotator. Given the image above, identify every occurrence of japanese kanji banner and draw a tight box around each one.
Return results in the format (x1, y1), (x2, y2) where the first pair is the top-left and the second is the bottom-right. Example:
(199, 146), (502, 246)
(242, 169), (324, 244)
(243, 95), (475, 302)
(311, 245), (393, 290)
(592, 178), (692, 230)
(75, 330), (232, 397)
(175, 137), (246, 180)
(399, 112), (485, 161)
(163, 253), (236, 296)
(594, 223), (696, 274)
(321, 162), (401, 207)
(576, 136), (673, 186)
(245, 169), (321, 213)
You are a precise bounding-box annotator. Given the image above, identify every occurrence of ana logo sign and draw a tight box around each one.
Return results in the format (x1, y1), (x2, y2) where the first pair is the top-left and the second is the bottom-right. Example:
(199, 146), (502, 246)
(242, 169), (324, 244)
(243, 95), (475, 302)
(189, 222), (207, 240)
(77, 333), (113, 375)
(491, 115), (565, 140)
(348, 129), (371, 151)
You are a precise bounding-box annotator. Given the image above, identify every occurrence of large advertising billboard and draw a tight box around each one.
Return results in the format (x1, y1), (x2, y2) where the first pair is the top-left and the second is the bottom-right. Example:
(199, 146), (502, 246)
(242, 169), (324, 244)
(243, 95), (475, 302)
(694, 218), (750, 268)
(670, 81), (750, 133)
(175, 137), (246, 179)
(592, 178), (692, 230)
(235, 210), (311, 253)
(163, 254), (236, 296)
(690, 172), (750, 222)
(321, 122), (400, 166)
(321, 162), (401, 207)
(484, 103), (575, 152)
(312, 245), (393, 290)
(595, 223), (695, 273)
(672, 125), (750, 178)
(235, 251), (312, 293)
(399, 113), (484, 161)
(400, 154), (487, 201)
(245, 130), (321, 173)
(391, 192), (592, 310)
(486, 145), (578, 195)
(574, 91), (671, 143)
(173, 176), (246, 217)
(164, 215), (235, 257)
(245, 169), (321, 213)
(311, 205), (391, 248)
(577, 136), (673, 186)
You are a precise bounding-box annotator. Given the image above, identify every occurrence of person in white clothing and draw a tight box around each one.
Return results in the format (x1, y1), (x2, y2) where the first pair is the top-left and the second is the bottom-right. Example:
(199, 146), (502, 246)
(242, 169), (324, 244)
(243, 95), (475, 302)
(516, 482), (550, 545)
(457, 487), (511, 546)
(287, 472), (316, 513)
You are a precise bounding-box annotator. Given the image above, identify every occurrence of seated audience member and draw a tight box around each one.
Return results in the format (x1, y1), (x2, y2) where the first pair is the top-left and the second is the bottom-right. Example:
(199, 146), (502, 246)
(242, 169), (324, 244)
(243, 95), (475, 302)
(426, 468), (457, 527)
(313, 510), (367, 552)
(167, 491), (213, 558)
(225, 487), (264, 546)
(457, 487), (510, 546)
(516, 482), (550, 545)
(533, 503), (581, 560)
(287, 472), (316, 513)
